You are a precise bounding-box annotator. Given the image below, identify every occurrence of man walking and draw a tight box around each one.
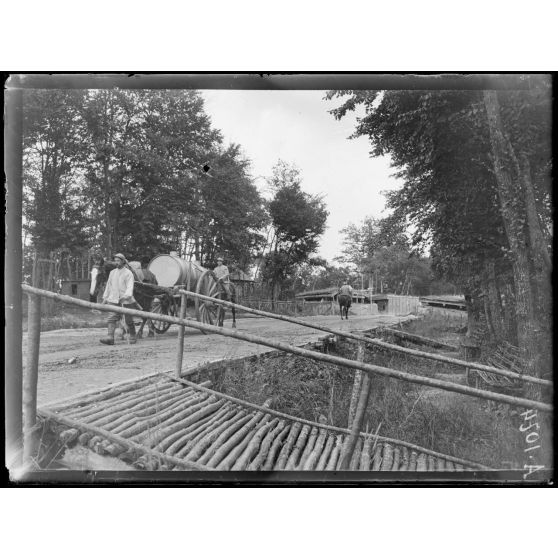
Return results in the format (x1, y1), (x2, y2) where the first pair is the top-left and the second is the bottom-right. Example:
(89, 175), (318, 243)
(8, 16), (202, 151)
(100, 253), (137, 345)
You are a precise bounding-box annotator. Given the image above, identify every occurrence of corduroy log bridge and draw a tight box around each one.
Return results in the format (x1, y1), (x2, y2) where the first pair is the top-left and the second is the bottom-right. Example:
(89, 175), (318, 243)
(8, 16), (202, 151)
(21, 285), (552, 472)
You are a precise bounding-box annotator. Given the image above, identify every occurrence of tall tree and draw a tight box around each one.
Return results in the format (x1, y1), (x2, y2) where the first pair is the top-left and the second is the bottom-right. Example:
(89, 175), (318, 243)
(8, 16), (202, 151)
(23, 89), (89, 255)
(327, 78), (551, 379)
(261, 161), (329, 304)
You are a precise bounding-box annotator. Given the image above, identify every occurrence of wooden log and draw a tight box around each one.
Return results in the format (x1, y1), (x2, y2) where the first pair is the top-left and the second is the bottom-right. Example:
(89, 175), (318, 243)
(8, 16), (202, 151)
(391, 447), (401, 471)
(23, 286), (550, 409)
(197, 414), (253, 465)
(348, 437), (363, 470)
(39, 408), (212, 471)
(295, 426), (319, 470)
(158, 404), (233, 454)
(261, 423), (291, 471)
(208, 404), (271, 470)
(66, 378), (187, 415)
(383, 328), (459, 351)
(78, 432), (94, 445)
(104, 443), (126, 457)
(275, 423), (302, 469)
(131, 392), (216, 438)
(59, 428), (79, 446)
(105, 391), (206, 438)
(399, 447), (409, 471)
(23, 292), (41, 465)
(445, 460), (455, 472)
(246, 419), (283, 471)
(347, 343), (365, 426)
(72, 385), (190, 425)
(175, 292), (187, 376)
(140, 399), (227, 449)
(134, 399), (225, 448)
(416, 454), (428, 471)
(231, 417), (278, 471)
(285, 425), (311, 470)
(163, 407), (232, 456)
(180, 409), (247, 460)
(116, 394), (215, 439)
(45, 374), (167, 412)
(325, 435), (344, 471)
(99, 380), (214, 428)
(93, 389), (200, 433)
(359, 435), (372, 471)
(316, 435), (336, 471)
(339, 361), (372, 469)
(380, 443), (394, 471)
(371, 443), (383, 471)
(302, 427), (329, 471)
(65, 381), (183, 419)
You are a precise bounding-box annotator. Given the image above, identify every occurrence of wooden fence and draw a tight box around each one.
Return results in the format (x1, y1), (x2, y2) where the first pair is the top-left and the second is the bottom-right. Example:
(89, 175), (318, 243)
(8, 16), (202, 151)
(386, 295), (421, 316)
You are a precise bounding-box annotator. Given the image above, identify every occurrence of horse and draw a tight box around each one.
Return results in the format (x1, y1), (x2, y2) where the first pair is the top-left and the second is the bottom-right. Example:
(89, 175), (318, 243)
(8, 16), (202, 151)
(216, 279), (237, 328)
(90, 258), (159, 339)
(337, 293), (352, 320)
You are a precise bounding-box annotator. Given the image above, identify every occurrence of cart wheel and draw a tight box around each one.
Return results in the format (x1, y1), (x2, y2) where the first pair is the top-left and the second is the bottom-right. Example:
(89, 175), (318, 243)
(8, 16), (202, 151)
(150, 294), (173, 333)
(195, 270), (224, 325)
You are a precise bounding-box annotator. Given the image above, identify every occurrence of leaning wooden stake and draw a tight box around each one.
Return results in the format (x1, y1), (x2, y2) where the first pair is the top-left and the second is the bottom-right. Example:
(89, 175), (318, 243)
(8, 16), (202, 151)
(175, 292), (187, 376)
(347, 343), (365, 427)
(339, 363), (372, 470)
(23, 293), (42, 466)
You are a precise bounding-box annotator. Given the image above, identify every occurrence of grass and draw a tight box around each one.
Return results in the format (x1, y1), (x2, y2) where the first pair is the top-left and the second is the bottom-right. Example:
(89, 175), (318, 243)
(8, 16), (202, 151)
(207, 312), (552, 469)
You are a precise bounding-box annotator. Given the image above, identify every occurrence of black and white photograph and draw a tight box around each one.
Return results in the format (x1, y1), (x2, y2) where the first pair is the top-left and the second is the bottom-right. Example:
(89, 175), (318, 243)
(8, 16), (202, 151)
(5, 73), (553, 483)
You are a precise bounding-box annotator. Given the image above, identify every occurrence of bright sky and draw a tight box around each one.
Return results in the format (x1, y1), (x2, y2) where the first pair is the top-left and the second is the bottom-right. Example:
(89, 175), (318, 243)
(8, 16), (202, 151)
(201, 90), (403, 263)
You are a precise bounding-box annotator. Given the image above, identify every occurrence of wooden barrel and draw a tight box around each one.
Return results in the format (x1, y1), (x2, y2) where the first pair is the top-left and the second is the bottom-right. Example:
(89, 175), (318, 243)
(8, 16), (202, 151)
(148, 254), (206, 288)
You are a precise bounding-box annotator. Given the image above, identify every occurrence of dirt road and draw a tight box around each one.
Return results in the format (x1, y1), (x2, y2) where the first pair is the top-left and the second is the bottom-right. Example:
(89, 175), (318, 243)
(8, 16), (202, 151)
(23, 313), (406, 405)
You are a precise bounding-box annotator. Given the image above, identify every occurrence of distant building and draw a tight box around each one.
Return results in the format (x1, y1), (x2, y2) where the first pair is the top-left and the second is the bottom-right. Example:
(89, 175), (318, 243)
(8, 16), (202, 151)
(295, 288), (389, 312)
(60, 278), (91, 300)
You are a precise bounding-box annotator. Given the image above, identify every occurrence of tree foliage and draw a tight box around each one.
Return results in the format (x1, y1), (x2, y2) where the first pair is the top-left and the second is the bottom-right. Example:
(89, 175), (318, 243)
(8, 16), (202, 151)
(327, 76), (552, 379)
(23, 89), (268, 273)
(260, 161), (329, 301)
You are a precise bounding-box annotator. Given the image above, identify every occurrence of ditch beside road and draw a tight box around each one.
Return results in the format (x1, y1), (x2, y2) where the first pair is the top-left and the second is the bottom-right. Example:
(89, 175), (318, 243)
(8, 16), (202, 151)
(23, 312), (407, 405)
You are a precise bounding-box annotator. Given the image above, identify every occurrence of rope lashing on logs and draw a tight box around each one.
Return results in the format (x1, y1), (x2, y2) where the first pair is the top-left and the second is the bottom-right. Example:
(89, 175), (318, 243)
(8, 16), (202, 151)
(177, 289), (552, 388)
(21, 285), (552, 412)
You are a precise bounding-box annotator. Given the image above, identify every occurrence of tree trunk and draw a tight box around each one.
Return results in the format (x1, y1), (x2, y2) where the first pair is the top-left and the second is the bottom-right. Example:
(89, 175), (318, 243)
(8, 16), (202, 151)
(485, 262), (504, 341)
(483, 90), (549, 381)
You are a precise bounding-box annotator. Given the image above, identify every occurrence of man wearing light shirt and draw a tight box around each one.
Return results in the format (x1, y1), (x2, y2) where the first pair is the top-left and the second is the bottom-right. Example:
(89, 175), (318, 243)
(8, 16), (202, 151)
(100, 253), (137, 345)
(214, 256), (232, 296)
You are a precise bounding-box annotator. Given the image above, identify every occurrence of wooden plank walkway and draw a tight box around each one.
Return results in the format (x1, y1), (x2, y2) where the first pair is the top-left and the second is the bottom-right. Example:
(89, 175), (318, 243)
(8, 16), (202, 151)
(40, 373), (488, 472)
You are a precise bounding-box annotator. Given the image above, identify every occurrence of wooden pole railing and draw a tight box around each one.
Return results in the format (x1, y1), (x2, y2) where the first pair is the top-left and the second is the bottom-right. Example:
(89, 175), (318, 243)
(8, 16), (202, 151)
(178, 289), (552, 388)
(23, 293), (41, 466)
(21, 285), (552, 412)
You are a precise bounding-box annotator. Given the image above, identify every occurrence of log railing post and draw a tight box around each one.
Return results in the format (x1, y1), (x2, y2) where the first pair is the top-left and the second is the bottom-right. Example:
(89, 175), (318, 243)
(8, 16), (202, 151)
(23, 293), (42, 466)
(347, 342), (365, 427)
(175, 292), (187, 377)
(340, 343), (372, 469)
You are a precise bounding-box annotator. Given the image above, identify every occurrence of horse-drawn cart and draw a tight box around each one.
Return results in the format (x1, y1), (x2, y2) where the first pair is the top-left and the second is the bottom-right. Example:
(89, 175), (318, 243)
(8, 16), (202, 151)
(91, 253), (236, 335)
(131, 254), (235, 333)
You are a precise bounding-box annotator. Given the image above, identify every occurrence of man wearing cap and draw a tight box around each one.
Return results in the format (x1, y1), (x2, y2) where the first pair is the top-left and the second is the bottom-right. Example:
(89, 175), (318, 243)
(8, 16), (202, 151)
(100, 253), (137, 345)
(214, 256), (231, 296)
